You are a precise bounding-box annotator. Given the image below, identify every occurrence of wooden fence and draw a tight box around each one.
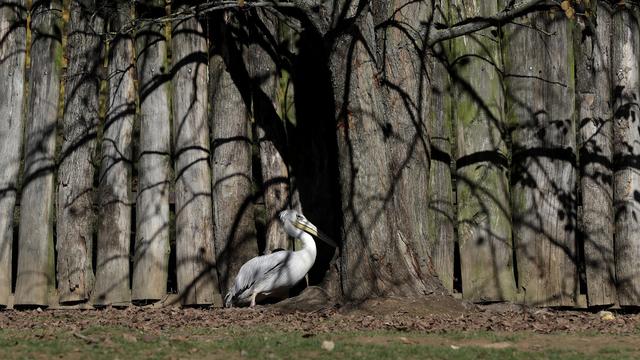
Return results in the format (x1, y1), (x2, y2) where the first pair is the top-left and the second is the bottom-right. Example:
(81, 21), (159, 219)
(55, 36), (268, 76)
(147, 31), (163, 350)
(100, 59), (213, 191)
(1, 0), (639, 309)
(428, 1), (639, 308)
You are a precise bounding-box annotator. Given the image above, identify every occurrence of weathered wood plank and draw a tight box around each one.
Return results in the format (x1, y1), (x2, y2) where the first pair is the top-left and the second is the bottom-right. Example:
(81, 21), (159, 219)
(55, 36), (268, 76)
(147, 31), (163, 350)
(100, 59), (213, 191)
(209, 13), (258, 294)
(575, 3), (616, 307)
(612, 6), (640, 306)
(375, 0), (439, 295)
(0, 0), (27, 306)
(171, 8), (218, 305)
(94, 2), (134, 306)
(247, 10), (290, 253)
(427, 50), (455, 292)
(132, 0), (171, 302)
(56, 0), (104, 304)
(451, 0), (516, 302)
(14, 0), (61, 307)
(503, 5), (578, 306)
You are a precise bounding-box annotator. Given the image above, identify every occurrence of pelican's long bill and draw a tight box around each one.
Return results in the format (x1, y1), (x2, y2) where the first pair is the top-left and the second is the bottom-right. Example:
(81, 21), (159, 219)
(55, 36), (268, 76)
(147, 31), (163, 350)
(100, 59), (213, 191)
(293, 218), (338, 248)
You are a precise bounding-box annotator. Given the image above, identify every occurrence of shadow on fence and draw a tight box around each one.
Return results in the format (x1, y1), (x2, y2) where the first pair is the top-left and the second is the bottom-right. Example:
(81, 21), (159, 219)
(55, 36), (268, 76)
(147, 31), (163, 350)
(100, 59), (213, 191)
(0, 0), (639, 309)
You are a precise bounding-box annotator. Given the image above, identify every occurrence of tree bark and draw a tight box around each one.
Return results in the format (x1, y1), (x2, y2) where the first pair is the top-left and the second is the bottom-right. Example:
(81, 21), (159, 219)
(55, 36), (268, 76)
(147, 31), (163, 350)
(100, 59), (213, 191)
(56, 0), (104, 304)
(451, 0), (516, 302)
(209, 12), (258, 294)
(374, 0), (440, 295)
(612, 5), (640, 306)
(14, 0), (61, 307)
(94, 2), (134, 306)
(0, 0), (26, 306)
(329, 1), (433, 300)
(132, 0), (171, 302)
(503, 3), (578, 306)
(171, 6), (218, 305)
(575, 3), (616, 307)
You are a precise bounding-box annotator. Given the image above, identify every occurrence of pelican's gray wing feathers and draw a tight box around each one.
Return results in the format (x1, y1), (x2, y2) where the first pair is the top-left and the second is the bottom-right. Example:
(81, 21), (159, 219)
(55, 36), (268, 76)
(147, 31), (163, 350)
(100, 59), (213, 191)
(225, 251), (294, 306)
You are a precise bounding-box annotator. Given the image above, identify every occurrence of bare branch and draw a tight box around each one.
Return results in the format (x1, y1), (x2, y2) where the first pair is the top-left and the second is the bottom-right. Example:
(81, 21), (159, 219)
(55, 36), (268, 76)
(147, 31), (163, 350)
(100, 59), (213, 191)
(427, 0), (553, 46)
(101, 1), (297, 39)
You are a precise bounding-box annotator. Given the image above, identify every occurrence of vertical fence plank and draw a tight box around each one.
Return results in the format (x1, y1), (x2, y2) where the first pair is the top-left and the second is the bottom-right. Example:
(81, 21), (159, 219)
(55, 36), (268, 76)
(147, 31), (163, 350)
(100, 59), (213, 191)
(427, 9), (455, 293)
(209, 14), (258, 294)
(56, 0), (104, 304)
(451, 0), (516, 302)
(504, 6), (578, 306)
(0, 0), (27, 306)
(575, 4), (616, 307)
(247, 11), (290, 253)
(14, 0), (62, 306)
(94, 2), (134, 306)
(171, 6), (218, 305)
(612, 6), (640, 306)
(132, 0), (171, 302)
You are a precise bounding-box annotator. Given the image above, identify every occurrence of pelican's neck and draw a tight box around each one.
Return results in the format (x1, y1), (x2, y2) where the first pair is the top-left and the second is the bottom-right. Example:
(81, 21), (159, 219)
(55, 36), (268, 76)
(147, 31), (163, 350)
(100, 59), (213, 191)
(295, 232), (317, 263)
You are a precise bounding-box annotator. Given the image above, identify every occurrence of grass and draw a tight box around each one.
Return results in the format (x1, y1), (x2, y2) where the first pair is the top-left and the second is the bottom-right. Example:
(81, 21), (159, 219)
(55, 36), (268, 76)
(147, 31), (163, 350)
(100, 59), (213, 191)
(0, 326), (639, 360)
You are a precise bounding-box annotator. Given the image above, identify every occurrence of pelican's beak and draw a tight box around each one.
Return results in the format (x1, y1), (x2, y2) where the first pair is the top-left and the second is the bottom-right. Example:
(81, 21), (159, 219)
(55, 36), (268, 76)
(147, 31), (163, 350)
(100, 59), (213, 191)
(294, 218), (338, 248)
(293, 217), (318, 237)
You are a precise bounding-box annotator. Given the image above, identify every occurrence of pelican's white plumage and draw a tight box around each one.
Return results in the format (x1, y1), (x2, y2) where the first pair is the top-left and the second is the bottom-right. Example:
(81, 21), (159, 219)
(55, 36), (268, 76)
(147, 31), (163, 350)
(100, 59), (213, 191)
(224, 210), (333, 307)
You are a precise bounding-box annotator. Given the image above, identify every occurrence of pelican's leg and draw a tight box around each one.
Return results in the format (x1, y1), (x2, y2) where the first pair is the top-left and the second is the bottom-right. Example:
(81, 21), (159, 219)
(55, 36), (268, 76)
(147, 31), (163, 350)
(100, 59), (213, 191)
(250, 292), (257, 308)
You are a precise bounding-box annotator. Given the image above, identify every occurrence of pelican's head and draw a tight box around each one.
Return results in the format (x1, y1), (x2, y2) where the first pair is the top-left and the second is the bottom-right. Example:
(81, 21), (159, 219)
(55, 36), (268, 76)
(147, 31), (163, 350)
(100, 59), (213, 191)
(279, 210), (338, 247)
(279, 210), (318, 239)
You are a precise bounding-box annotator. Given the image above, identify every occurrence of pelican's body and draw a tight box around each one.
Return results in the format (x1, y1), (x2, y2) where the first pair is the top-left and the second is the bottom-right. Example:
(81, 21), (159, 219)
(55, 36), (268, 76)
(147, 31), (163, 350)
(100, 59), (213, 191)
(224, 210), (330, 307)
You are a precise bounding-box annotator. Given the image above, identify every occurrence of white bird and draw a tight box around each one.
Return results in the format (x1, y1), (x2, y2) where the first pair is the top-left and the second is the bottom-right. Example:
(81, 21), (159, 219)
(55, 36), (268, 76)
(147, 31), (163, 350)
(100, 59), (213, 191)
(224, 209), (336, 308)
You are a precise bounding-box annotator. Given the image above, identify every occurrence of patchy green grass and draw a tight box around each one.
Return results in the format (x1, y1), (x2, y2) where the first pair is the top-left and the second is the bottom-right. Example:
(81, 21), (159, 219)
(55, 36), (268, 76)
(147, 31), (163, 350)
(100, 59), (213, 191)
(0, 326), (639, 360)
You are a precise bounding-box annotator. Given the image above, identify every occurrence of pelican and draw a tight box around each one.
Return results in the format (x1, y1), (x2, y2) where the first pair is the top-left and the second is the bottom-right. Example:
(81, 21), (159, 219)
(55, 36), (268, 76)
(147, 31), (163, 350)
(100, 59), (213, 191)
(224, 209), (336, 308)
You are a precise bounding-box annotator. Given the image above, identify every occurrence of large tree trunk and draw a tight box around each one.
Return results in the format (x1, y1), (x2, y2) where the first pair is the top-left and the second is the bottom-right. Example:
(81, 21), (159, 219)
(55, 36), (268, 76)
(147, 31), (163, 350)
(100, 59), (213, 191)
(209, 12), (258, 294)
(0, 0), (27, 306)
(56, 0), (104, 304)
(171, 6), (218, 305)
(503, 3), (578, 306)
(450, 0), (516, 302)
(94, 2), (134, 306)
(374, 0), (440, 294)
(132, 0), (171, 303)
(612, 5), (640, 306)
(329, 1), (433, 300)
(575, 3), (616, 307)
(14, 0), (61, 307)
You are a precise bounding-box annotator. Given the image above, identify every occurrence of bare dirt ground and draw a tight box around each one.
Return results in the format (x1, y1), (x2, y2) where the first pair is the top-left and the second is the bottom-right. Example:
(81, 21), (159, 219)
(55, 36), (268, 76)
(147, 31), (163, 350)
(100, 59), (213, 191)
(1, 291), (639, 357)
(0, 293), (638, 334)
